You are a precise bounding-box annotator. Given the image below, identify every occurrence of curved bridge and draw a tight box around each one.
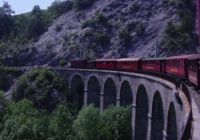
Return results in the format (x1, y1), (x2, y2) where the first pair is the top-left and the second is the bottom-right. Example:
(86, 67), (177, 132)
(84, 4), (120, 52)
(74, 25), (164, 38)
(50, 67), (200, 140)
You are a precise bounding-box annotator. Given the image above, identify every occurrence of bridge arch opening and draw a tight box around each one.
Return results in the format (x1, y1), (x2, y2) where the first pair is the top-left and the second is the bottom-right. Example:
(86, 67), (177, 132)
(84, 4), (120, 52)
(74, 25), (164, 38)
(120, 81), (132, 106)
(70, 75), (84, 110)
(103, 78), (116, 109)
(87, 76), (100, 107)
(167, 103), (177, 140)
(150, 91), (164, 140)
(134, 85), (148, 140)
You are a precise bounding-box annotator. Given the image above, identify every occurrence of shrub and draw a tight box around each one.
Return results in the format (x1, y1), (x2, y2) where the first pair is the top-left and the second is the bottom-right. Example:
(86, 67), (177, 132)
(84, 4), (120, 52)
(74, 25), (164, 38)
(27, 5), (47, 40)
(59, 59), (68, 66)
(0, 100), (40, 140)
(135, 23), (145, 35)
(49, 0), (73, 17)
(83, 48), (96, 59)
(55, 25), (62, 32)
(162, 0), (196, 51)
(73, 0), (96, 10)
(82, 13), (109, 29)
(82, 29), (110, 49)
(73, 105), (101, 140)
(129, 3), (140, 14)
(119, 29), (132, 46)
(163, 22), (193, 50)
(100, 106), (132, 140)
(49, 105), (74, 140)
(0, 91), (6, 131)
(0, 100), (78, 140)
(73, 105), (132, 140)
(95, 32), (110, 46)
(95, 13), (108, 25)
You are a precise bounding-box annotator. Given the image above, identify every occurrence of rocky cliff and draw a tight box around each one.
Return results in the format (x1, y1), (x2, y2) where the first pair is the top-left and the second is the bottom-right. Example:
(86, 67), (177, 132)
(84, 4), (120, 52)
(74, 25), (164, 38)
(1, 0), (198, 66)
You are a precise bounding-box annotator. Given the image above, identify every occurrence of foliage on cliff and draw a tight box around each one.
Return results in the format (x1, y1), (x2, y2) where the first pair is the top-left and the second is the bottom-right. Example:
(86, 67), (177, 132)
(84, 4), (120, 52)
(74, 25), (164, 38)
(0, 0), (198, 65)
(13, 69), (68, 111)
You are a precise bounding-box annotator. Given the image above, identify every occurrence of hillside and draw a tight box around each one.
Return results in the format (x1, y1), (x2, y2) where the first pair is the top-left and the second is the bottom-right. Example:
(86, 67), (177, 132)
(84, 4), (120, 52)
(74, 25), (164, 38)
(0, 0), (198, 66)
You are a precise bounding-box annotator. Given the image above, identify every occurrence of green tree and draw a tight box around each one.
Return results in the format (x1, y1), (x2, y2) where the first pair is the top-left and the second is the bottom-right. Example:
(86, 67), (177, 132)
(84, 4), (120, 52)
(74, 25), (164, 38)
(73, 0), (96, 10)
(0, 100), (38, 140)
(27, 5), (46, 39)
(119, 29), (132, 47)
(101, 106), (132, 140)
(49, 105), (74, 140)
(12, 14), (29, 44)
(0, 91), (6, 131)
(13, 69), (67, 111)
(0, 2), (15, 39)
(73, 105), (101, 140)
(49, 0), (73, 18)
(33, 114), (50, 140)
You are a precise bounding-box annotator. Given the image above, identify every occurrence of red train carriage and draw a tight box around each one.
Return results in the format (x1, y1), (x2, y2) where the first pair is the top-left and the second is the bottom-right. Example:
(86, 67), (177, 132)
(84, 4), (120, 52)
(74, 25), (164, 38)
(165, 55), (194, 78)
(141, 58), (164, 73)
(86, 60), (96, 69)
(70, 60), (87, 69)
(187, 54), (200, 88)
(95, 59), (117, 70)
(116, 58), (141, 72)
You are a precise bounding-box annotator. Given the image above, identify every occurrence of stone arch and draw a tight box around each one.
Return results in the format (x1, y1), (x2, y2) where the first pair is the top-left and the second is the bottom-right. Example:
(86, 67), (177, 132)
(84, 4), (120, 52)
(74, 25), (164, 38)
(150, 91), (164, 140)
(167, 103), (177, 140)
(120, 81), (132, 106)
(87, 76), (100, 107)
(134, 85), (148, 140)
(103, 77), (117, 109)
(70, 74), (84, 109)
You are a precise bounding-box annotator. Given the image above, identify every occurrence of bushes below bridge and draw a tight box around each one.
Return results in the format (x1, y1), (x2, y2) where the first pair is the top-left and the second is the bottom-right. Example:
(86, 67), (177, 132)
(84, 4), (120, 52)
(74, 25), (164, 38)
(0, 98), (131, 140)
(73, 105), (131, 140)
(0, 69), (132, 140)
(12, 69), (68, 111)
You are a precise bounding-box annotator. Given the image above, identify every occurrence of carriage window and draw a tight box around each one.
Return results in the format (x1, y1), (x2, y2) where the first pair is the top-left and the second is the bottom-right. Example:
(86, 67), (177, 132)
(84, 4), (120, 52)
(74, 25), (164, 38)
(174, 61), (177, 66)
(189, 61), (191, 67)
(177, 61), (179, 67)
(190, 61), (192, 68)
(182, 60), (185, 68)
(180, 60), (183, 68)
(194, 61), (197, 70)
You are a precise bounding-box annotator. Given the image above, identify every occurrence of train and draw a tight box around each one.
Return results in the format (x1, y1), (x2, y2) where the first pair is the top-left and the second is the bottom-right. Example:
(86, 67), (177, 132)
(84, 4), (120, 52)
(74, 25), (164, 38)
(70, 54), (200, 89)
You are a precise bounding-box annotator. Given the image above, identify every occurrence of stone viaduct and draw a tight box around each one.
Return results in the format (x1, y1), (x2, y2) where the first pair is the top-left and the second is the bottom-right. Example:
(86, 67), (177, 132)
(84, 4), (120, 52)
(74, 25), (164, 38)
(49, 67), (200, 140)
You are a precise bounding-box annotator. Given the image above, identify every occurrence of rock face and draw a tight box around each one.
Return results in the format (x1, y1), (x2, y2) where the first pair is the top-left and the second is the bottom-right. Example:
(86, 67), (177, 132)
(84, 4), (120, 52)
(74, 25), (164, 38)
(1, 0), (198, 66)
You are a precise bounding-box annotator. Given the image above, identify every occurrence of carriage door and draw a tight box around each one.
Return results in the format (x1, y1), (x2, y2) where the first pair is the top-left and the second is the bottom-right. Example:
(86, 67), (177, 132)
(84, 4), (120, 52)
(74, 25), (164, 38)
(161, 60), (166, 73)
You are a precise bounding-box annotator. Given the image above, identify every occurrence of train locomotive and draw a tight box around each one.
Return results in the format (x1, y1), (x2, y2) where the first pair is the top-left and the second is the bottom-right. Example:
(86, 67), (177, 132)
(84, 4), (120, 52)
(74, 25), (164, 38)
(70, 54), (200, 89)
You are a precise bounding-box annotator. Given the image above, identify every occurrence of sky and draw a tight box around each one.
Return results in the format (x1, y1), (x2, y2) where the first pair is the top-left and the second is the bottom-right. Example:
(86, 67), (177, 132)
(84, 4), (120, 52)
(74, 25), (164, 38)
(0, 0), (55, 15)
